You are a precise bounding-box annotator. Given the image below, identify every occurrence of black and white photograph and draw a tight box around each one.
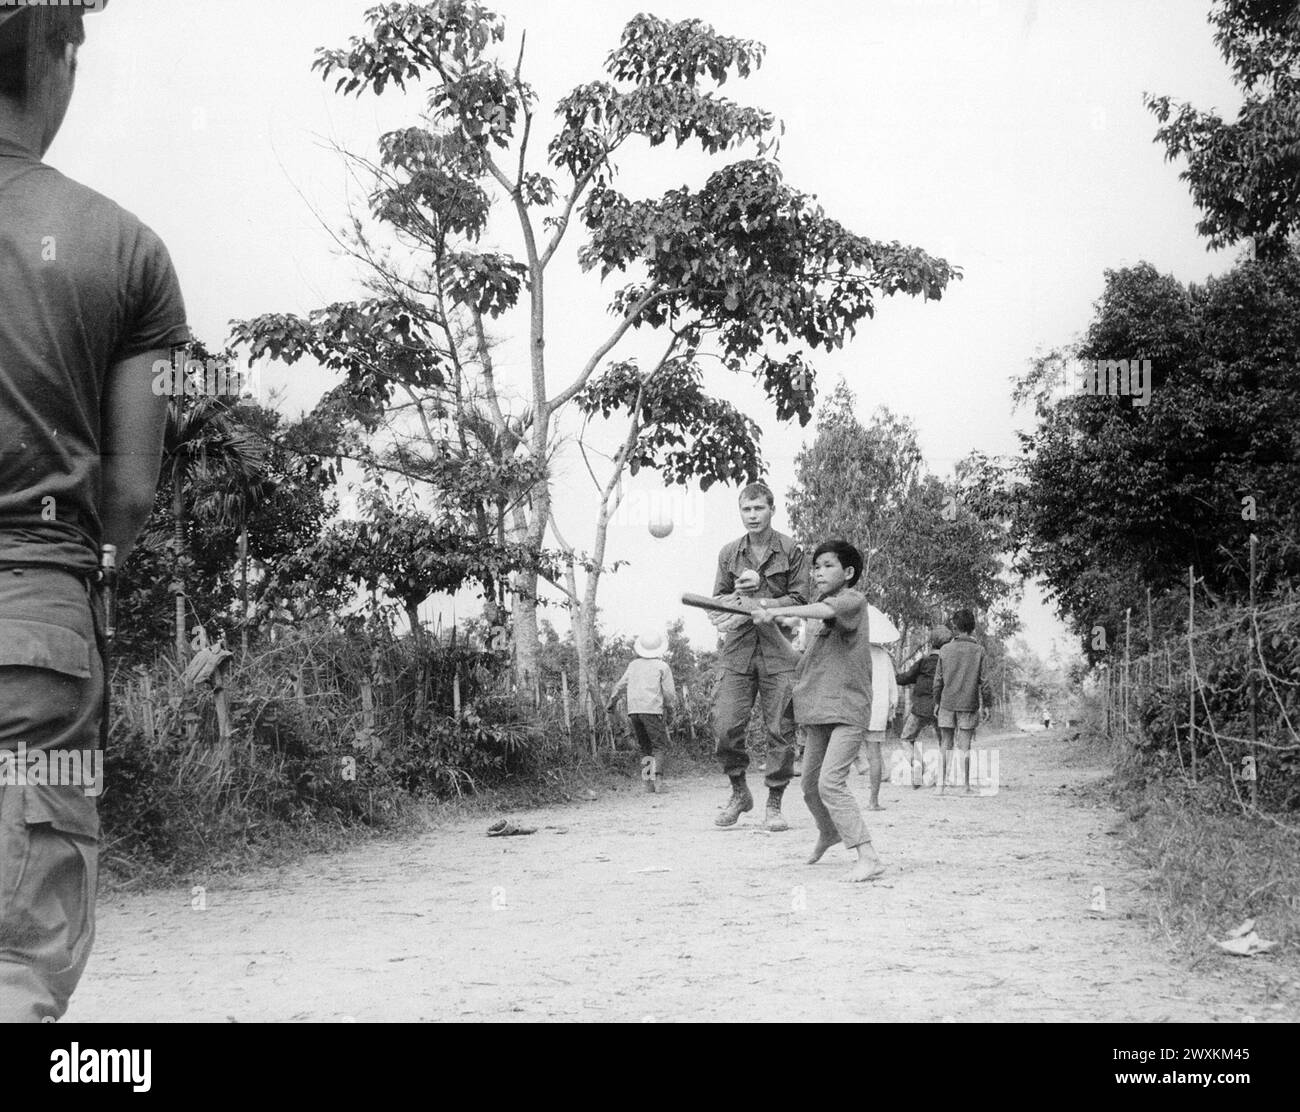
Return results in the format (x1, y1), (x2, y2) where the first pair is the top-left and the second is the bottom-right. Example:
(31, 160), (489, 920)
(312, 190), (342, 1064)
(1, 0), (1297, 1058)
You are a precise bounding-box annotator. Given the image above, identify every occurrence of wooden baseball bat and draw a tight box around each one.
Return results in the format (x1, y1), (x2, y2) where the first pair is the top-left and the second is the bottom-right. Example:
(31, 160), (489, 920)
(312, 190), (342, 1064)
(681, 592), (754, 616)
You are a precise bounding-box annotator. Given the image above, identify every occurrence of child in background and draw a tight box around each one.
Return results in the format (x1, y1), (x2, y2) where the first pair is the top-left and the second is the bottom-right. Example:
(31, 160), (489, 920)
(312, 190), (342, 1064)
(932, 609), (986, 795)
(895, 625), (951, 788)
(856, 640), (899, 810)
(606, 632), (678, 793)
(753, 540), (886, 883)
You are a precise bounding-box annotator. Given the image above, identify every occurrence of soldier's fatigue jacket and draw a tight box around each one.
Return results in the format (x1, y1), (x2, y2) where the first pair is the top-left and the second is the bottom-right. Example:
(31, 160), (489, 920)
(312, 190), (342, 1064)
(712, 530), (809, 675)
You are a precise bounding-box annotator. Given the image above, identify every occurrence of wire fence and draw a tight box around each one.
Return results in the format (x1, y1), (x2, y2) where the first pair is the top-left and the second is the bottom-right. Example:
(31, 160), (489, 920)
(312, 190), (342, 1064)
(1099, 569), (1300, 828)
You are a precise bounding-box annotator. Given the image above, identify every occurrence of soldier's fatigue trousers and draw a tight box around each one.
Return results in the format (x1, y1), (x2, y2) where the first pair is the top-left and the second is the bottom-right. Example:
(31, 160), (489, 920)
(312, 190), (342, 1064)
(713, 652), (796, 790)
(0, 568), (101, 1023)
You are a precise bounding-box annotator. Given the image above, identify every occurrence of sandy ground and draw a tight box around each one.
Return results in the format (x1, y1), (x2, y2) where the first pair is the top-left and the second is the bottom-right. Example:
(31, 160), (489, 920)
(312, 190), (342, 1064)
(66, 729), (1297, 1022)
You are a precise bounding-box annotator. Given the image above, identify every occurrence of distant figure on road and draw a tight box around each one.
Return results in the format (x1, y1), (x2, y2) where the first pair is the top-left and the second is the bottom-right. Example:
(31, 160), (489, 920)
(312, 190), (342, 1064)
(932, 610), (986, 795)
(606, 632), (677, 793)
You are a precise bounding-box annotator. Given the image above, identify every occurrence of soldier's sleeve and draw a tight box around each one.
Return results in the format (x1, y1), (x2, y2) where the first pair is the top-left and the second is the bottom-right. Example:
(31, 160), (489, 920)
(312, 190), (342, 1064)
(114, 223), (191, 361)
(713, 544), (735, 597)
(896, 660), (920, 687)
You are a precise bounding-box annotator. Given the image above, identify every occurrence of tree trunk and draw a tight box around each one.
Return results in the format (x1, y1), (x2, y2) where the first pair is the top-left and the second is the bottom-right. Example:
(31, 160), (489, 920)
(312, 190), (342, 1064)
(511, 576), (541, 694)
(407, 599), (427, 720)
(568, 561), (599, 724)
(509, 495), (544, 695)
(172, 469), (187, 663)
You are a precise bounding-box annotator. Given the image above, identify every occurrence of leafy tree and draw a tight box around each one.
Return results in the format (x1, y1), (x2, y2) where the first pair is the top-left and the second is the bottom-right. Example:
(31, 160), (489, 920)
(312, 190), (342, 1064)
(1010, 254), (1300, 661)
(787, 383), (1016, 659)
(113, 395), (337, 665)
(299, 482), (545, 642)
(156, 341), (267, 661)
(1146, 0), (1300, 259)
(236, 3), (959, 726)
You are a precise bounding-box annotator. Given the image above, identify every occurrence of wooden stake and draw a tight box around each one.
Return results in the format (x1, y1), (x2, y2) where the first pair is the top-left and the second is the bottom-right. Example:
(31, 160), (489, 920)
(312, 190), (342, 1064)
(1124, 607), (1132, 742)
(1248, 534), (1258, 808)
(1168, 647), (1186, 778)
(1188, 566), (1197, 785)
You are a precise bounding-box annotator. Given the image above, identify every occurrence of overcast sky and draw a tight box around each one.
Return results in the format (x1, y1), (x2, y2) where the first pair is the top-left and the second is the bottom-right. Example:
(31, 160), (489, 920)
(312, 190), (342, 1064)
(52, 0), (1243, 660)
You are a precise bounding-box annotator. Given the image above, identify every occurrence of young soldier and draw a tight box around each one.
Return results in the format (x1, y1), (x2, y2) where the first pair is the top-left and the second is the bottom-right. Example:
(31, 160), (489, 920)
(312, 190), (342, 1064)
(710, 483), (809, 830)
(0, 0), (188, 1021)
(931, 610), (987, 795)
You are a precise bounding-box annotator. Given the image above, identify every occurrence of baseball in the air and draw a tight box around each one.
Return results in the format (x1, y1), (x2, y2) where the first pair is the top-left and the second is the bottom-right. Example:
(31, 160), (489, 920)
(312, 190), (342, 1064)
(647, 507), (676, 535)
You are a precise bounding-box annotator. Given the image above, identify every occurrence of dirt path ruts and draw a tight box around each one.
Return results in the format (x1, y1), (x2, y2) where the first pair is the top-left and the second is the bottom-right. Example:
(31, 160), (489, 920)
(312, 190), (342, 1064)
(66, 731), (1294, 1022)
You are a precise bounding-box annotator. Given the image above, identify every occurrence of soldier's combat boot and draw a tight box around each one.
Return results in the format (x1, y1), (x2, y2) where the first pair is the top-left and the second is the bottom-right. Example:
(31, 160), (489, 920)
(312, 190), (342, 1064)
(762, 786), (790, 832)
(715, 776), (753, 826)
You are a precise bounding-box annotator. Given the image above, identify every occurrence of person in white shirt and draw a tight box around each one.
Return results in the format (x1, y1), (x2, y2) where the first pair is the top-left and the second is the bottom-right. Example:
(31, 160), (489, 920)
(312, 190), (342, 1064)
(854, 605), (899, 810)
(606, 631), (678, 793)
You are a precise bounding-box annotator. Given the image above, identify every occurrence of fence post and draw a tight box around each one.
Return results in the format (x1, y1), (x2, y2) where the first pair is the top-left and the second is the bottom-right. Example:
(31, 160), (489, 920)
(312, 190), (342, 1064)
(1188, 565), (1197, 785)
(1167, 646), (1186, 778)
(561, 671), (574, 745)
(1248, 534), (1259, 809)
(1123, 607), (1132, 741)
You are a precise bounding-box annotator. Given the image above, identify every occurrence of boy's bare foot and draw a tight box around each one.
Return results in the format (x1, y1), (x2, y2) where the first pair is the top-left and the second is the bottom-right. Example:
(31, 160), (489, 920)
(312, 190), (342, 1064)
(846, 858), (887, 883)
(867, 803), (885, 811)
(806, 835), (840, 864)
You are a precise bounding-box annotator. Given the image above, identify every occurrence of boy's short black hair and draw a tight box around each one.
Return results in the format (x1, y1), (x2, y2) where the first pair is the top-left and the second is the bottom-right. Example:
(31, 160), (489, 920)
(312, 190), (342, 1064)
(951, 608), (976, 634)
(737, 482), (774, 508)
(811, 539), (862, 586)
(0, 7), (87, 105)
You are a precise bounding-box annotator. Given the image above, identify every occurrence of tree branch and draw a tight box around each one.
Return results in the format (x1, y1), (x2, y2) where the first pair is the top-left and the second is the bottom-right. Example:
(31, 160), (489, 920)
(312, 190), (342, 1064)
(547, 287), (681, 415)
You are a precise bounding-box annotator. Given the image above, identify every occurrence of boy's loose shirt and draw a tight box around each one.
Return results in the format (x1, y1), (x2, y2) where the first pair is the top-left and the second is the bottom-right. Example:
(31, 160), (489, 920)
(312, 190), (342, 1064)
(790, 588), (872, 726)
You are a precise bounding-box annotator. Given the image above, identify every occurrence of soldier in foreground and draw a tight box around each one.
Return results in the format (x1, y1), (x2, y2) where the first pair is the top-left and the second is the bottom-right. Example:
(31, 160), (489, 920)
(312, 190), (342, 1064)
(0, 0), (189, 1021)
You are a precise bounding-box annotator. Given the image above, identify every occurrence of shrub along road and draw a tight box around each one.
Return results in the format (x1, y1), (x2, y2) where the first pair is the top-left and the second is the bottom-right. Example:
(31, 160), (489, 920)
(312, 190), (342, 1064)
(68, 730), (1297, 1022)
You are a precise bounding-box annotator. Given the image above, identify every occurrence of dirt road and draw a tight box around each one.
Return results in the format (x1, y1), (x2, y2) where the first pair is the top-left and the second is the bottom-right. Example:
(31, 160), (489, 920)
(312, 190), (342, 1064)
(67, 730), (1294, 1022)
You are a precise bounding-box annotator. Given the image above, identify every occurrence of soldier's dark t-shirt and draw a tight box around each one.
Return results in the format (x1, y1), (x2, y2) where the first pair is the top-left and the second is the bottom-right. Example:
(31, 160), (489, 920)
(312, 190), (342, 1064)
(0, 135), (189, 572)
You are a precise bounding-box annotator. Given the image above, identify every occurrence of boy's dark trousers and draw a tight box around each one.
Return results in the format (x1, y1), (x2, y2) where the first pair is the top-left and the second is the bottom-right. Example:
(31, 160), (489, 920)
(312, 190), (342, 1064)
(628, 713), (667, 760)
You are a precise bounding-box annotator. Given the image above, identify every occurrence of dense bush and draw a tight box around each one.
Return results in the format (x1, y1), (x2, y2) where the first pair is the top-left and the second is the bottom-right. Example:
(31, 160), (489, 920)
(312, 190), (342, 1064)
(1121, 598), (1300, 812)
(99, 619), (556, 878)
